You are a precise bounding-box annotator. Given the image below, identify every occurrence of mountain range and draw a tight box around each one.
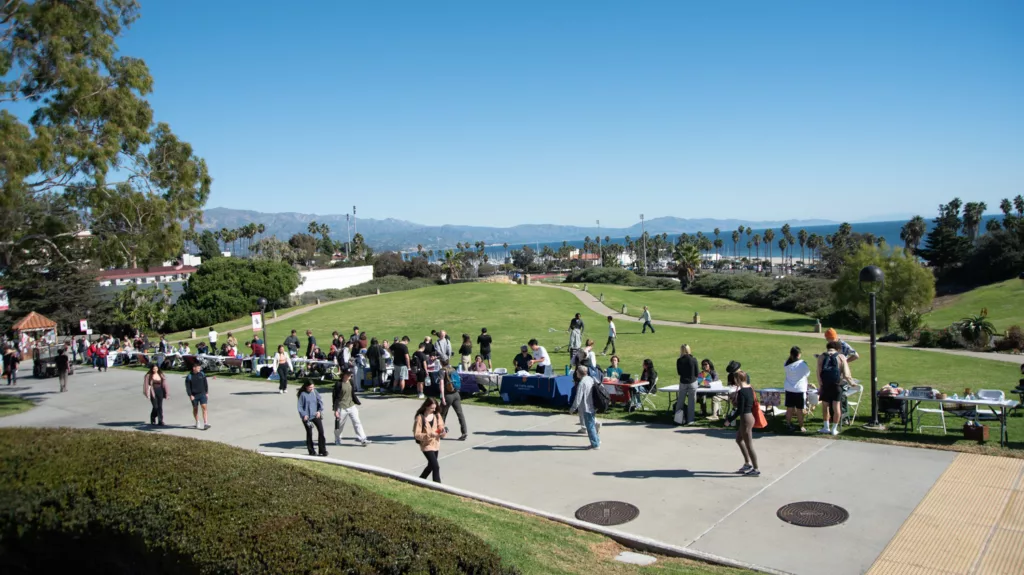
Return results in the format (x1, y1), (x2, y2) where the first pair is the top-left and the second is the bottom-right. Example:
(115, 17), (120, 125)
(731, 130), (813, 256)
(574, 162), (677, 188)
(198, 207), (836, 251)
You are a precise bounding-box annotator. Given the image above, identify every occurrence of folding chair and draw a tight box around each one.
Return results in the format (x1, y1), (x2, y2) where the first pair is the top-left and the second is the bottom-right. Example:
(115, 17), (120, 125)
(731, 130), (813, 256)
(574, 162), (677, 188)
(911, 388), (946, 435)
(974, 390), (1005, 421)
(633, 376), (658, 411)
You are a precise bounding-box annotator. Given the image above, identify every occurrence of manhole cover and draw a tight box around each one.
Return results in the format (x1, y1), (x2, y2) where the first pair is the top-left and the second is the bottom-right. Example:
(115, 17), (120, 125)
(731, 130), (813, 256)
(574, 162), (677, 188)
(777, 501), (849, 527)
(575, 501), (640, 526)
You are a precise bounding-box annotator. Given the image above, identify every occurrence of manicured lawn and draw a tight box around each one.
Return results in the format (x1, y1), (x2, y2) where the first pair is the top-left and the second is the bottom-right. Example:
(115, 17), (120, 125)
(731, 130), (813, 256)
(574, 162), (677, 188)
(157, 303), (315, 342)
(925, 279), (1024, 332)
(134, 283), (1023, 455)
(293, 460), (751, 575)
(582, 283), (819, 333)
(0, 395), (34, 417)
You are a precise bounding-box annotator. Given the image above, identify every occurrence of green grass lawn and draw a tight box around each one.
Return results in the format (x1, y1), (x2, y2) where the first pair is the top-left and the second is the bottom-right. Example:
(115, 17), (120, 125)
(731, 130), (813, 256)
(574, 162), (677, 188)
(582, 283), (820, 333)
(293, 460), (750, 575)
(157, 303), (316, 342)
(137, 283), (1023, 455)
(924, 279), (1024, 332)
(0, 395), (34, 417)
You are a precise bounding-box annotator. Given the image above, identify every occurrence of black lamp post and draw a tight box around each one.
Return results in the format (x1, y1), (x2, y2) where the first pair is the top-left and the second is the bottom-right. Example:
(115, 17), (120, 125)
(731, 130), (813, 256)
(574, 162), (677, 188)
(256, 297), (269, 352)
(859, 265), (885, 429)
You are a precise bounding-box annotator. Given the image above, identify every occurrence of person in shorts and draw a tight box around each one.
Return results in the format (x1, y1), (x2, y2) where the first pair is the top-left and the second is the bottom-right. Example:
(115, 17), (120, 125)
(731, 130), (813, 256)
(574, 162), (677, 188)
(185, 363), (210, 430)
(477, 328), (493, 370)
(816, 340), (852, 435)
(783, 346), (813, 432)
(390, 336), (411, 393)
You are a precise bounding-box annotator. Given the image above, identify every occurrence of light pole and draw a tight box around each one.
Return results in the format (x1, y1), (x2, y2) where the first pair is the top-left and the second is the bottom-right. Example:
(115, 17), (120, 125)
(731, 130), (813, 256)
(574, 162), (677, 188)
(257, 297), (269, 354)
(596, 219), (601, 267)
(859, 265), (885, 430)
(345, 214), (351, 259)
(640, 214), (647, 275)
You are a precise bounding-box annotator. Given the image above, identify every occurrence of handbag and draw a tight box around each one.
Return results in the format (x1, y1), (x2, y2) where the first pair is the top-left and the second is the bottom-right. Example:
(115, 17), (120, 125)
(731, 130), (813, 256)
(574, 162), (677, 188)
(752, 394), (768, 429)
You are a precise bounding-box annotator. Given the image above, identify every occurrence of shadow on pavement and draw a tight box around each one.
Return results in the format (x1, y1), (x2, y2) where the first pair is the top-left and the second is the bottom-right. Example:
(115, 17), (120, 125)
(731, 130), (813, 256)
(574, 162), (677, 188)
(260, 440), (308, 450)
(231, 391), (281, 396)
(474, 430), (580, 438)
(364, 434), (415, 444)
(97, 421), (193, 431)
(494, 409), (560, 417)
(474, 444), (591, 452)
(594, 469), (743, 479)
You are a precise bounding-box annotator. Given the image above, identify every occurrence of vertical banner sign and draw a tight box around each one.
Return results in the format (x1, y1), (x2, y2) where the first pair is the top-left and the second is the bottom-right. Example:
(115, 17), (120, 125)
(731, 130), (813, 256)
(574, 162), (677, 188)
(80, 319), (89, 332)
(0, 287), (8, 311)
(251, 312), (263, 331)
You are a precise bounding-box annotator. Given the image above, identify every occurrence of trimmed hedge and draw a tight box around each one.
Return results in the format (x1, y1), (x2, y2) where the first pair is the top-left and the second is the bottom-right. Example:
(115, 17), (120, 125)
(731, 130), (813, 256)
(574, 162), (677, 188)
(564, 267), (677, 290)
(687, 274), (834, 316)
(0, 429), (516, 575)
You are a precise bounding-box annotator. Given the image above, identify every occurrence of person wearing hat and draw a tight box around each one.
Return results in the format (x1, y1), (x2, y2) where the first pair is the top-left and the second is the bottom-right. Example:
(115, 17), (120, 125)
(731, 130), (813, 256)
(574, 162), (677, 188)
(824, 328), (859, 362)
(513, 345), (532, 373)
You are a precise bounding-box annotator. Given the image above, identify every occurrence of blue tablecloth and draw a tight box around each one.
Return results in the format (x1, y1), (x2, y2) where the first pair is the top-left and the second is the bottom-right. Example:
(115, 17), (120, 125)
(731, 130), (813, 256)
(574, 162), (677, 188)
(499, 374), (575, 407)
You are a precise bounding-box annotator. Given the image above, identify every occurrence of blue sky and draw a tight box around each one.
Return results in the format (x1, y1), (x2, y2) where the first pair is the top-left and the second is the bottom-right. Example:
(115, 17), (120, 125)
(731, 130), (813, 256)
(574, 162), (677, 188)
(114, 0), (1022, 227)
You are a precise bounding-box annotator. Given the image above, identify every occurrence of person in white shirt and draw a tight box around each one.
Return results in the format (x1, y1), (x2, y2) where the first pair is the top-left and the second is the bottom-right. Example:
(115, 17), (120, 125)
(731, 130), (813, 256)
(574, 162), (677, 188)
(640, 306), (655, 334)
(527, 339), (551, 375)
(569, 366), (600, 449)
(601, 316), (616, 355)
(208, 327), (218, 346)
(783, 346), (814, 432)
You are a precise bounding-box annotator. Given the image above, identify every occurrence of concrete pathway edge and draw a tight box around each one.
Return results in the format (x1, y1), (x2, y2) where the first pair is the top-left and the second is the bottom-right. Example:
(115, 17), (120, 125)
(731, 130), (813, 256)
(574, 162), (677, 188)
(261, 451), (791, 575)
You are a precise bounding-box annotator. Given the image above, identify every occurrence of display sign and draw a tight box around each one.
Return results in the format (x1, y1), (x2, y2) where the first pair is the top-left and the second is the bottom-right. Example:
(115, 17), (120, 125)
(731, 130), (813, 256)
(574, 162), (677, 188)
(80, 319), (89, 332)
(251, 312), (263, 331)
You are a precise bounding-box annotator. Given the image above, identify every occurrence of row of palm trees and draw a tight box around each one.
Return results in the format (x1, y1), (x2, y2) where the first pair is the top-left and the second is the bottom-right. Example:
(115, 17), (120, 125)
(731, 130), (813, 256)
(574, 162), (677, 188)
(898, 200), (1003, 254)
(184, 223), (267, 257)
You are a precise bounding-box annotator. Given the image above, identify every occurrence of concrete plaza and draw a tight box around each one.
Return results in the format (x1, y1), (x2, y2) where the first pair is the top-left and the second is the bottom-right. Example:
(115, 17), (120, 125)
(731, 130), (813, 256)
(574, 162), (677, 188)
(2, 366), (1021, 575)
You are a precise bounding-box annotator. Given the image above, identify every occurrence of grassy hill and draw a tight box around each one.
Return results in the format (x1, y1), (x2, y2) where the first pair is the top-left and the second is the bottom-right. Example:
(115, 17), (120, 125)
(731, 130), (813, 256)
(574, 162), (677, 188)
(925, 279), (1024, 332)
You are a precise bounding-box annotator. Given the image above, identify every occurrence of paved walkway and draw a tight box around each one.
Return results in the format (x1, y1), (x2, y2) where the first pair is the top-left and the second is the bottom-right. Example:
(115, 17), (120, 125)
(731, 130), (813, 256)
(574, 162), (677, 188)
(4, 368), (1021, 574)
(539, 284), (1023, 364)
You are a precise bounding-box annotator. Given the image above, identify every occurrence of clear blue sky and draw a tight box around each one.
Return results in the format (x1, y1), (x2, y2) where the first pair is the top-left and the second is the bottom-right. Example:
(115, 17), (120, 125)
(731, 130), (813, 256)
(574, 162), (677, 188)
(118, 0), (1022, 227)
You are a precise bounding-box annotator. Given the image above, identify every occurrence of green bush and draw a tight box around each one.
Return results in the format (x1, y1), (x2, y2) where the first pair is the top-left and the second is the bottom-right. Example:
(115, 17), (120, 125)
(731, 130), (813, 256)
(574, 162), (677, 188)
(168, 259), (301, 331)
(299, 275), (439, 304)
(0, 428), (515, 575)
(564, 267), (677, 289)
(995, 325), (1024, 352)
(937, 325), (964, 349)
(916, 327), (940, 348)
(688, 274), (834, 316)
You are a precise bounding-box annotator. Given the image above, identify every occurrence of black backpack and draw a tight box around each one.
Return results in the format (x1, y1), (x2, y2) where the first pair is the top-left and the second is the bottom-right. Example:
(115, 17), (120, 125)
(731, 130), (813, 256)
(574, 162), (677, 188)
(592, 381), (611, 413)
(821, 353), (841, 385)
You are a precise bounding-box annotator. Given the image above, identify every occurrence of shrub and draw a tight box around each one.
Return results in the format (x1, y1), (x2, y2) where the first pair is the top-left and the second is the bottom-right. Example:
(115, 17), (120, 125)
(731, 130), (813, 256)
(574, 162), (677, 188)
(896, 309), (925, 340)
(0, 429), (516, 575)
(564, 267), (676, 289)
(688, 274), (834, 316)
(937, 325), (964, 349)
(168, 259), (301, 331)
(916, 327), (940, 348)
(994, 325), (1024, 352)
(299, 275), (439, 304)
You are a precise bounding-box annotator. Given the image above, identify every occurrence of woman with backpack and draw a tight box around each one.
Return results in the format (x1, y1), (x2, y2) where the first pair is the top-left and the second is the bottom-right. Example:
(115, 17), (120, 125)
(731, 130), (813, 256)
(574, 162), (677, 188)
(816, 340), (852, 436)
(440, 363), (468, 441)
(413, 398), (447, 483)
(730, 369), (760, 476)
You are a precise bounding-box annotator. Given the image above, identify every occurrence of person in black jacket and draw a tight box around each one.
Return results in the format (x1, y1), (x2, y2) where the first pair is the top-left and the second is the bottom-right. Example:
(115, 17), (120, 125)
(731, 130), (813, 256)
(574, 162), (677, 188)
(55, 348), (70, 392)
(366, 338), (384, 391)
(185, 363), (210, 430)
(675, 344), (699, 425)
(730, 369), (759, 476)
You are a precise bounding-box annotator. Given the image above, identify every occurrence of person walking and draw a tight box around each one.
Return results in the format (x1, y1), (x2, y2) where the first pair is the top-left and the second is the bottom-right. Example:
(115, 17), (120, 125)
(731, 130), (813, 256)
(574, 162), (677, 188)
(569, 313), (585, 333)
(3, 344), (19, 386)
(55, 348), (70, 393)
(143, 363), (168, 425)
(332, 370), (370, 446)
(640, 306), (655, 334)
(440, 364), (468, 440)
(568, 325), (582, 365)
(283, 330), (301, 356)
(676, 344), (699, 425)
(601, 316), (616, 355)
(730, 369), (760, 476)
(458, 334), (473, 371)
(783, 346), (814, 432)
(816, 340), (853, 436)
(95, 343), (109, 372)
(185, 363), (210, 430)
(272, 345), (293, 394)
(569, 366), (600, 449)
(413, 398), (446, 483)
(476, 328), (493, 370)
(297, 380), (328, 457)
(305, 330), (317, 359)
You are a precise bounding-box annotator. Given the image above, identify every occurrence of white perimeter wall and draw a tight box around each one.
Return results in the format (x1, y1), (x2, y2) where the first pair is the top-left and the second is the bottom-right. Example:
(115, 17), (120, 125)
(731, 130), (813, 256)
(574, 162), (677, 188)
(294, 266), (374, 295)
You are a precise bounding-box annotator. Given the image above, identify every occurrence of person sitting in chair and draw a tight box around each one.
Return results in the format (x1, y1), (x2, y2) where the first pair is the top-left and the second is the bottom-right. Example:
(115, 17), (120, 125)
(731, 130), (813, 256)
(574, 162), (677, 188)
(605, 355), (623, 381)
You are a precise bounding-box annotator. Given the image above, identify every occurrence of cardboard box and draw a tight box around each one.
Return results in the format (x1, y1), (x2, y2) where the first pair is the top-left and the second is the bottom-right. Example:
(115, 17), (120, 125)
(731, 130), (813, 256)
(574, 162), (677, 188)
(963, 424), (989, 442)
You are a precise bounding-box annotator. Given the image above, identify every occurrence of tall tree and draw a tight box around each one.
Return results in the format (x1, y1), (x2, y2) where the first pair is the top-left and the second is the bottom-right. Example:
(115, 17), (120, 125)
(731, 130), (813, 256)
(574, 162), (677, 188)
(731, 230), (740, 258)
(900, 216), (927, 253)
(1, 0), (211, 273)
(918, 198), (970, 272)
(672, 240), (701, 289)
(752, 234), (761, 259)
(962, 201), (987, 241)
(798, 229), (808, 263)
(763, 229), (775, 269)
(196, 230), (221, 261)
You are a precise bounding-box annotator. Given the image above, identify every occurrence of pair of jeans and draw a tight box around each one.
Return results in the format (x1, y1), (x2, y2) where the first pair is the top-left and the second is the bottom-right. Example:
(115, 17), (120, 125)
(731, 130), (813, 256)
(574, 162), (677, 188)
(420, 450), (441, 483)
(149, 386), (166, 424)
(58, 371), (68, 392)
(335, 406), (367, 442)
(642, 321), (655, 333)
(441, 392), (467, 436)
(602, 336), (616, 354)
(304, 417), (327, 455)
(583, 412), (600, 448)
(277, 365), (289, 391)
(677, 383), (697, 424)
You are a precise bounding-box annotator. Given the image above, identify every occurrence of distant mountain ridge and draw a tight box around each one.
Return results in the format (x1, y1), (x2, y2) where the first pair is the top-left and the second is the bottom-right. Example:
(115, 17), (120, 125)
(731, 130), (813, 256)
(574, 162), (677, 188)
(199, 207), (836, 251)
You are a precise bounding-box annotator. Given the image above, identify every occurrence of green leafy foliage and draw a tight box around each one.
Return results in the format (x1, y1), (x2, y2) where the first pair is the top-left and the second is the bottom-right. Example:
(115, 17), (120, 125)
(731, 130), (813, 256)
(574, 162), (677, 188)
(831, 244), (935, 332)
(564, 267), (677, 289)
(896, 308), (925, 340)
(111, 283), (172, 333)
(0, 257), (109, 335)
(957, 313), (996, 349)
(299, 276), (438, 304)
(168, 259), (300, 331)
(687, 274), (834, 316)
(0, 428), (515, 575)
(195, 230), (221, 261)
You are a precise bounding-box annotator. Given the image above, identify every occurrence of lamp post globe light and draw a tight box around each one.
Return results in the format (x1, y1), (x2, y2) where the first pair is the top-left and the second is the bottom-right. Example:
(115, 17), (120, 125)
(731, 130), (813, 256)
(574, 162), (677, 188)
(859, 265), (885, 430)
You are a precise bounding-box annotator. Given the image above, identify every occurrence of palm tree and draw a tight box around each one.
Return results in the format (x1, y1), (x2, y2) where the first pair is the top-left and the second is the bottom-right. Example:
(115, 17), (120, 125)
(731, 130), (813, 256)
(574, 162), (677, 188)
(962, 202), (987, 241)
(416, 244), (423, 256)
(745, 226), (752, 241)
(731, 230), (740, 258)
(503, 242), (509, 263)
(713, 238), (723, 263)
(713, 227), (721, 247)
(900, 216), (927, 253)
(986, 219), (1002, 233)
(752, 234), (761, 259)
(746, 240), (752, 258)
(307, 221), (319, 235)
(440, 250), (462, 284)
(778, 238), (788, 272)
(806, 234), (819, 263)
(673, 241), (701, 287)
(798, 229), (808, 263)
(763, 228), (775, 270)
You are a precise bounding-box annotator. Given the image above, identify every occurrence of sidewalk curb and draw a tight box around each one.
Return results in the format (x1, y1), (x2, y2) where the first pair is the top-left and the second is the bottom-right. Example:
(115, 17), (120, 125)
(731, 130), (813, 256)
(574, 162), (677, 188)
(260, 451), (791, 575)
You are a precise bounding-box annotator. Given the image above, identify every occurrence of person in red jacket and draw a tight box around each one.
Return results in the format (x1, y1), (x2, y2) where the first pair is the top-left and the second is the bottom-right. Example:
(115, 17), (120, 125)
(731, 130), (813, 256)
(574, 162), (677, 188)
(95, 343), (109, 372)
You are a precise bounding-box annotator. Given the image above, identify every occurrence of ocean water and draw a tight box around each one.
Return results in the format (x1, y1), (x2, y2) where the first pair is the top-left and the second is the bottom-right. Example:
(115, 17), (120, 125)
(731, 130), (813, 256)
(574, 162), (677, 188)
(435, 215), (1000, 262)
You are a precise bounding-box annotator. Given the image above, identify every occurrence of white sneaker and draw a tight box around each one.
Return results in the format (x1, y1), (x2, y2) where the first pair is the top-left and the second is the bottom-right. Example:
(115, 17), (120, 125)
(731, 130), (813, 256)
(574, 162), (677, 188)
(818, 426), (830, 434)
(195, 420), (203, 430)
(418, 394), (425, 399)
(361, 439), (371, 446)
(577, 427), (587, 434)
(831, 427), (839, 436)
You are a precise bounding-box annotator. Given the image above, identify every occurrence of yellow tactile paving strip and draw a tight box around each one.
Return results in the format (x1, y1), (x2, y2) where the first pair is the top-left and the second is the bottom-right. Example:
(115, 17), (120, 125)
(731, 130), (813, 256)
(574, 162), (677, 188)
(867, 454), (1024, 575)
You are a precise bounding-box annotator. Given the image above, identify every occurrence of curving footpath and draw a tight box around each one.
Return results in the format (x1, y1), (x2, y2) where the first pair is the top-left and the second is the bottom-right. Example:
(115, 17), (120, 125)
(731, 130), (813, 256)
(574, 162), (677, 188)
(538, 283), (1023, 364)
(4, 367), (1022, 574)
